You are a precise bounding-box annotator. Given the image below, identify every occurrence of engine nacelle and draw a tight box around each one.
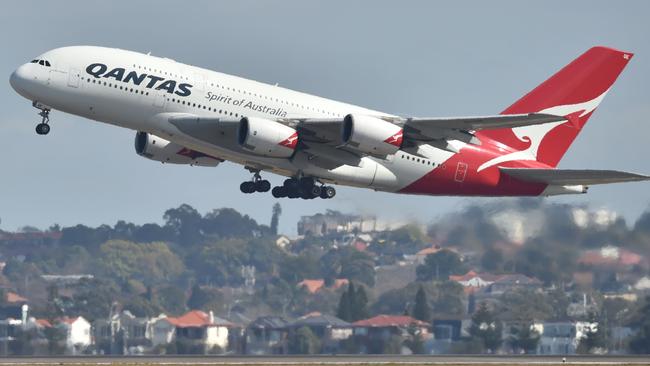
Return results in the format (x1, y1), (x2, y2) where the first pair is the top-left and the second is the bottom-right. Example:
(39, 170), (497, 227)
(134, 132), (220, 167)
(342, 114), (403, 157)
(238, 117), (298, 158)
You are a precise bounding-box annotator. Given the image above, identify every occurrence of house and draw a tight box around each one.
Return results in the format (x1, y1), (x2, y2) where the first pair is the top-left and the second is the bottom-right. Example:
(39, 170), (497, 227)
(487, 274), (543, 295)
(535, 321), (596, 355)
(353, 315), (429, 340)
(0, 291), (29, 319)
(93, 310), (160, 354)
(0, 316), (52, 355)
(449, 270), (500, 288)
(56, 316), (92, 355)
(275, 235), (291, 250)
(152, 310), (237, 353)
(578, 245), (645, 270)
(429, 317), (472, 354)
(245, 316), (289, 355)
(449, 271), (542, 295)
(297, 279), (349, 294)
(287, 313), (352, 353)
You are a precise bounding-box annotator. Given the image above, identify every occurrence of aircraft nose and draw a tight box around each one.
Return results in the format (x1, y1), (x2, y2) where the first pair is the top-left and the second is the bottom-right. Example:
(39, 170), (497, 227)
(10, 64), (32, 98)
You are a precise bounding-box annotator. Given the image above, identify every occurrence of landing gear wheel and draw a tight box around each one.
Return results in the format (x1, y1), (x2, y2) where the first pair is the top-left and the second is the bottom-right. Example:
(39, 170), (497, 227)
(271, 186), (287, 198)
(320, 186), (336, 199)
(255, 180), (271, 192)
(35, 123), (50, 135)
(240, 181), (256, 194)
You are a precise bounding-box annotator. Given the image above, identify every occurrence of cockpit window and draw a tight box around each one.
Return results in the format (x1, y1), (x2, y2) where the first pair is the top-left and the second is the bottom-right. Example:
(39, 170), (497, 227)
(31, 59), (51, 67)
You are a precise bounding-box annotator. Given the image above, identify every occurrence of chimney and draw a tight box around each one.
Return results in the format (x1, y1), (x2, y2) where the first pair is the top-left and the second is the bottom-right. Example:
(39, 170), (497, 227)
(209, 310), (214, 324)
(21, 304), (28, 328)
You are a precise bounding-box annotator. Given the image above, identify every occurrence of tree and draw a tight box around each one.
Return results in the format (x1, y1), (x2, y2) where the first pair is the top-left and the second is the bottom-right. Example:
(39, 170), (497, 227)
(412, 285), (431, 322)
(416, 249), (466, 281)
(481, 247), (504, 272)
(469, 302), (503, 353)
(288, 326), (321, 354)
(187, 284), (224, 312)
(98, 240), (185, 286)
(163, 204), (203, 245)
(270, 203), (282, 235)
(507, 322), (540, 354)
(629, 296), (650, 353)
(337, 282), (369, 322)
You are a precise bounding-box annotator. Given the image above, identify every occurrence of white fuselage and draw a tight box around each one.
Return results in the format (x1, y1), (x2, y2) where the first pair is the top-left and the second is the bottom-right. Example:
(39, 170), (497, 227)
(10, 46), (449, 192)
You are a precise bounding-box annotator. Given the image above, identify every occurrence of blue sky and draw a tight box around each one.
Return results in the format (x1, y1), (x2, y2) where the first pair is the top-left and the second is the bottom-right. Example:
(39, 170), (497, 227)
(1, 1), (649, 234)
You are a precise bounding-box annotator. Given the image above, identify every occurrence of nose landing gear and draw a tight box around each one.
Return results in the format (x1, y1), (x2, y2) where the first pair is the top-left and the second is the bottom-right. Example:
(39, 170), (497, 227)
(33, 101), (51, 135)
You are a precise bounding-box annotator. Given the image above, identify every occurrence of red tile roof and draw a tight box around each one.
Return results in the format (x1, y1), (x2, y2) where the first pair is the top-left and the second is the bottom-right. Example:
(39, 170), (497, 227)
(297, 279), (349, 294)
(5, 292), (28, 303)
(165, 310), (233, 328)
(353, 315), (428, 328)
(35, 319), (52, 328)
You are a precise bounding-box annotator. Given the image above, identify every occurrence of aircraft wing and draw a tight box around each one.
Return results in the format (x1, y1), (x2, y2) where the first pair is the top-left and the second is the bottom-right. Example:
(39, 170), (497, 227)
(402, 113), (566, 140)
(500, 167), (650, 185)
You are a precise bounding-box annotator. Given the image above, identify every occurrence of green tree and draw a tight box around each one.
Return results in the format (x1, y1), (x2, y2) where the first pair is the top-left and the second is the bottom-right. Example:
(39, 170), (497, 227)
(507, 322), (540, 354)
(163, 203), (203, 245)
(270, 203), (282, 235)
(337, 282), (368, 322)
(288, 326), (321, 354)
(412, 285), (431, 322)
(416, 249), (466, 281)
(155, 285), (187, 315)
(629, 296), (650, 353)
(481, 247), (504, 272)
(187, 285), (225, 313)
(469, 302), (503, 353)
(98, 240), (185, 286)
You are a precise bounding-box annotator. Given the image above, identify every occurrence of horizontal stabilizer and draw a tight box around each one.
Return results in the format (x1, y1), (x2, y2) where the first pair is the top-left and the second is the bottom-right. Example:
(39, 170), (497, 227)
(500, 168), (650, 186)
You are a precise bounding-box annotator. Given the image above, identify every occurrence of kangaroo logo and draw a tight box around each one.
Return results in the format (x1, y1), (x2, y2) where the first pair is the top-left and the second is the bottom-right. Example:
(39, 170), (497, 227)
(477, 89), (609, 172)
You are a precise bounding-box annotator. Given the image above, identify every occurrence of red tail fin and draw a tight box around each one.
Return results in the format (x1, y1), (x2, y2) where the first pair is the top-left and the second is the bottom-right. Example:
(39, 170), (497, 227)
(478, 46), (633, 167)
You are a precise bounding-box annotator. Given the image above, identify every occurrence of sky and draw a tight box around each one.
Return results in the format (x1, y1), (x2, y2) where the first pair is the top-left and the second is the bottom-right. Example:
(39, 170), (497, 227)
(1, 1), (649, 235)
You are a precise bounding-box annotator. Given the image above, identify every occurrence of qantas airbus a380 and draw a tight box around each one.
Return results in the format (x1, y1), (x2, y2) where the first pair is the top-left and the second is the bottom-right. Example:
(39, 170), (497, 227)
(9, 45), (650, 199)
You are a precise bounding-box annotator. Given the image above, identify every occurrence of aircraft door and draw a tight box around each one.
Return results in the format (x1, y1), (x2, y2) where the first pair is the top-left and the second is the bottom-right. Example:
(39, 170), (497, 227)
(153, 91), (166, 108)
(67, 68), (80, 88)
(454, 162), (468, 182)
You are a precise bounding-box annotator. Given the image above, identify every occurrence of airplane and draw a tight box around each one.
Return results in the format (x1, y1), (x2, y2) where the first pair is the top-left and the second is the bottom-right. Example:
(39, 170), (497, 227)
(9, 45), (649, 199)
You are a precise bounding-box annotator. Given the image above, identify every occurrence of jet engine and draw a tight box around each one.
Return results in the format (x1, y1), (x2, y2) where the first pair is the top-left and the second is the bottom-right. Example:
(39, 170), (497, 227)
(342, 114), (403, 156)
(237, 117), (298, 158)
(134, 132), (220, 167)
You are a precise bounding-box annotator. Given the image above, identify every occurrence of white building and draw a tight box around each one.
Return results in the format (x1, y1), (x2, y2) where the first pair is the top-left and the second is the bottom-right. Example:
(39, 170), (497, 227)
(152, 310), (236, 353)
(57, 316), (91, 354)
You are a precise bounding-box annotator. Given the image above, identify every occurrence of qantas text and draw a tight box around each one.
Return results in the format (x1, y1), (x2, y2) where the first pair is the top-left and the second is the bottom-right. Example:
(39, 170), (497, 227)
(85, 63), (193, 97)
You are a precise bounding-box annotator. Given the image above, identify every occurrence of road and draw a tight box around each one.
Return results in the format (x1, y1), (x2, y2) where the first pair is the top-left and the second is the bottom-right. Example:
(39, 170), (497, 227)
(0, 355), (648, 364)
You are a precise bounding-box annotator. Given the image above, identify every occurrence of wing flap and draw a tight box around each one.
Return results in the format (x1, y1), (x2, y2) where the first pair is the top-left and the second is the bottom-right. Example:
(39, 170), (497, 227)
(500, 167), (650, 185)
(404, 113), (566, 141)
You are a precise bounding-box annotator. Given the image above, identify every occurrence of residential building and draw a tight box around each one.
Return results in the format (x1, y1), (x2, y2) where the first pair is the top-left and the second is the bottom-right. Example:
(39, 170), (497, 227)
(353, 315), (430, 340)
(535, 321), (596, 355)
(287, 313), (352, 353)
(93, 310), (160, 354)
(245, 316), (289, 355)
(152, 310), (237, 353)
(56, 316), (91, 355)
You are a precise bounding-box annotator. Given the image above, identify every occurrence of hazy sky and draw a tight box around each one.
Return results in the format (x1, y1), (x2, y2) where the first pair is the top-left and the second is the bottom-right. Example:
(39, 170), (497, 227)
(1, 1), (649, 235)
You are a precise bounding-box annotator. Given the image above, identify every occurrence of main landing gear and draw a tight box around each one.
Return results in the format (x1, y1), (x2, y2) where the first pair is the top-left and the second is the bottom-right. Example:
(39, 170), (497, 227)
(271, 177), (336, 200)
(239, 171), (271, 194)
(33, 101), (51, 135)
